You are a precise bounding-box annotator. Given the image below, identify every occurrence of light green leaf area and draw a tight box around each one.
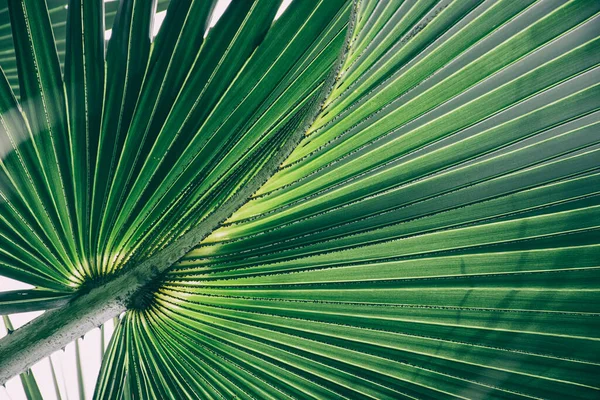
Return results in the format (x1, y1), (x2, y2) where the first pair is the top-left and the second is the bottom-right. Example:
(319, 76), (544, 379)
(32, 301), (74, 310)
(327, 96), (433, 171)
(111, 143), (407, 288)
(0, 0), (348, 290)
(0, 0), (599, 399)
(112, 1), (599, 399)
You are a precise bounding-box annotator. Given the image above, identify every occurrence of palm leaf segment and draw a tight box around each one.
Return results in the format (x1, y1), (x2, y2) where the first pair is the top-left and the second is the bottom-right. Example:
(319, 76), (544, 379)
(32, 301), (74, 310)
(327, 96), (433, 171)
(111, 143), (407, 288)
(0, 0), (599, 398)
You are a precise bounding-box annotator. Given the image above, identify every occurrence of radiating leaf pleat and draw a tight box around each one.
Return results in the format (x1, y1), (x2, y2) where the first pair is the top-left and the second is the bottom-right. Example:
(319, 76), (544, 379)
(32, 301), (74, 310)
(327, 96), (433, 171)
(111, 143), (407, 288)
(93, 0), (357, 397)
(91, 1), (600, 398)
(64, 0), (104, 278)
(90, 0), (156, 275)
(1, 0), (598, 398)
(0, 0), (170, 96)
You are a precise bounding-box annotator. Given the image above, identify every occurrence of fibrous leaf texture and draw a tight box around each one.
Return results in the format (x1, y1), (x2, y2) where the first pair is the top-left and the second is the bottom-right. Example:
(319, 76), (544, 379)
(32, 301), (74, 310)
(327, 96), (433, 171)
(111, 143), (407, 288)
(0, 0), (599, 399)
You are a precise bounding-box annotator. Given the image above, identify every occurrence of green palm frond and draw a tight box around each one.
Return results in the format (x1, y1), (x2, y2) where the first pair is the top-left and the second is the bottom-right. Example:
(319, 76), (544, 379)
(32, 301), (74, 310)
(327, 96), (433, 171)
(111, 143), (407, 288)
(0, 0), (599, 398)
(0, 0), (172, 97)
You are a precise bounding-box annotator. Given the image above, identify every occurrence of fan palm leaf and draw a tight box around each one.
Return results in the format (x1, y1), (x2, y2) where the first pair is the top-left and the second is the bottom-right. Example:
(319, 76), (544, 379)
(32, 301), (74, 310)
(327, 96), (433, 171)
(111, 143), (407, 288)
(0, 0), (599, 398)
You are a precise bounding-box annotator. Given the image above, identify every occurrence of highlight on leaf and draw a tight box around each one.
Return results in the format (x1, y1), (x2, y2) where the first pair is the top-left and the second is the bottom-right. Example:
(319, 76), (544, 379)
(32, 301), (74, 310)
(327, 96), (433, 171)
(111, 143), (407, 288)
(0, 0), (599, 399)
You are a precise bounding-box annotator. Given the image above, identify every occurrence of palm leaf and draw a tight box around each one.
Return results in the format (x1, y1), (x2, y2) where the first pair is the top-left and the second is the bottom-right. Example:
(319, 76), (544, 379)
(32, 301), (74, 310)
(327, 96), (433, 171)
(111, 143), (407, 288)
(0, 0), (599, 398)
(0, 0), (172, 97)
